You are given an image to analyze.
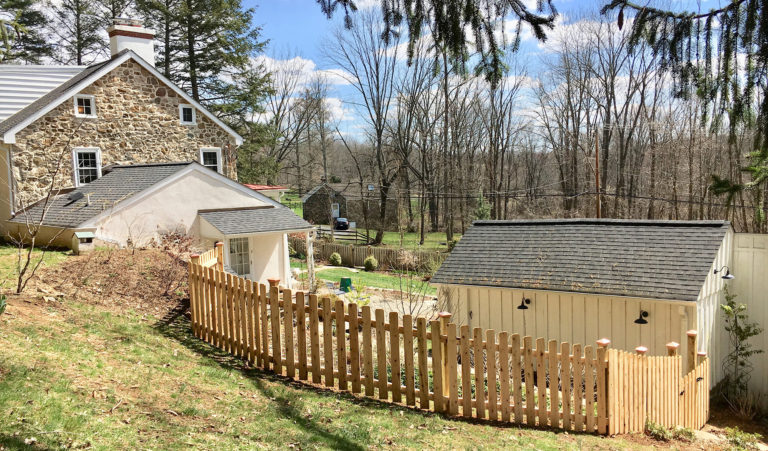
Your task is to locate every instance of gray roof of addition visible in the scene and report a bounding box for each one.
[431,219,730,302]
[10,162,191,228]
[199,206,312,235]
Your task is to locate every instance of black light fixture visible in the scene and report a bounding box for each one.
[634,310,649,325]
[714,266,735,280]
[517,298,531,310]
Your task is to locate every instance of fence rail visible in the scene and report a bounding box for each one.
[188,259,710,435]
[289,236,446,272]
[315,227,371,244]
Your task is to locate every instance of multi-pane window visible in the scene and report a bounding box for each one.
[229,238,250,276]
[74,95,96,117]
[179,104,196,124]
[73,148,101,186]
[200,148,221,173]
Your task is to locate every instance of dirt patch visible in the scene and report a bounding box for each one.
[19,247,189,318]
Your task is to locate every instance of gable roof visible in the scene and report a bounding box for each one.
[431,219,730,302]
[11,161,283,229]
[199,206,311,236]
[0,65,86,121]
[10,162,191,228]
[0,50,242,145]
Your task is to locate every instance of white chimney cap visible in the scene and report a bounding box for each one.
[107,19,155,66]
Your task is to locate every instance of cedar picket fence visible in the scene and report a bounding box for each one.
[188,245,710,435]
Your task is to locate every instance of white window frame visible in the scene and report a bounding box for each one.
[227,237,251,277]
[199,147,222,174]
[179,104,196,125]
[72,147,102,187]
[73,94,97,118]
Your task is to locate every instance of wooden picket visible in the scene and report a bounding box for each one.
[188,259,711,436]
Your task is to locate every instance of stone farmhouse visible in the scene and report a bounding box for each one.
[0,19,310,286]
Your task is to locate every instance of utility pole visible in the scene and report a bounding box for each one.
[595,132,601,219]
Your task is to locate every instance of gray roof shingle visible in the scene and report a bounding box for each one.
[430,219,730,302]
[10,162,190,228]
[199,207,312,235]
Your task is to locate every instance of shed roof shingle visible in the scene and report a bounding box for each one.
[430,219,730,302]
[10,162,191,228]
[199,207,312,235]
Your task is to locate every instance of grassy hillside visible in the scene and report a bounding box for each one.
[0,247,705,449]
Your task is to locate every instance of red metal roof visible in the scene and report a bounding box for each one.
[244,184,288,191]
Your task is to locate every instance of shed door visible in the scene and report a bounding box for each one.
[331,203,340,218]
[229,237,250,277]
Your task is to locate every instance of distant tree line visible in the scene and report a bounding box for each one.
[272,7,767,246]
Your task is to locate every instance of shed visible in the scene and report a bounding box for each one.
[431,219,733,378]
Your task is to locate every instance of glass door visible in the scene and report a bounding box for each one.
[228,237,250,277]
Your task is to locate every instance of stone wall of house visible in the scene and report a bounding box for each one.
[10,59,238,209]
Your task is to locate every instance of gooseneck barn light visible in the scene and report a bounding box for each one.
[517,298,531,310]
[634,310,649,325]
[713,266,735,280]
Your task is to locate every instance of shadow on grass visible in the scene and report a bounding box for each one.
[154,301,366,450]
[0,435,55,450]
[154,300,599,447]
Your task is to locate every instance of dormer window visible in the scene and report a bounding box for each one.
[74,95,96,118]
[179,104,196,125]
[72,147,102,186]
[199,148,222,174]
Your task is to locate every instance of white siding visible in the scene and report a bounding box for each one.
[439,284,698,361]
[0,65,85,122]
[729,233,768,403]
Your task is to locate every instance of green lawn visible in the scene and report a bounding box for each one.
[0,244,70,287]
[0,296,640,450]
[378,231,460,251]
[316,267,436,296]
[281,192,303,217]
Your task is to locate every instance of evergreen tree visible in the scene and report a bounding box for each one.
[602,0,768,224]
[172,0,266,103]
[46,0,106,65]
[0,0,52,63]
[316,0,557,86]
[137,0,182,78]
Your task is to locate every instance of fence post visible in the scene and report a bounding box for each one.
[189,254,200,337]
[666,341,680,356]
[686,330,697,373]
[216,241,224,272]
[438,312,452,402]
[597,338,610,435]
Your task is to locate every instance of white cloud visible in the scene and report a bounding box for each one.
[253,55,353,87]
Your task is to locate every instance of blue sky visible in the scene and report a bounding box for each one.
[247,0,723,136]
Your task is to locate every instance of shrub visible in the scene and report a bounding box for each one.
[645,420,672,441]
[363,255,378,272]
[328,252,342,266]
[0,294,6,316]
[447,238,459,251]
[725,427,762,450]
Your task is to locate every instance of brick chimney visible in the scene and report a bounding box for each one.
[107,18,155,66]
